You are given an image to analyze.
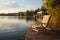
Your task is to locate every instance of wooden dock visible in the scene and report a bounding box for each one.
[25,27,60,40]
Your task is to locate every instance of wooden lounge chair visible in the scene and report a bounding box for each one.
[32,15,51,32]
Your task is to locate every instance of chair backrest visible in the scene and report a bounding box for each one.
[41,15,51,27]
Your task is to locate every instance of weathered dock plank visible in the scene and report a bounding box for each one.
[25,28,60,40]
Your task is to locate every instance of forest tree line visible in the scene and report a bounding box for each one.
[0,8,40,17]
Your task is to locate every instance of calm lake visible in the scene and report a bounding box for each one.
[0,16,35,40]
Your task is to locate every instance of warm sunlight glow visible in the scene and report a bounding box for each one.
[0,0,42,13]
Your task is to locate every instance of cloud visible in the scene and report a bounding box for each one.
[0,1,20,13]
[0,0,42,13]
[0,1,19,9]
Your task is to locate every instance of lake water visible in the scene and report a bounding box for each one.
[0,16,35,40]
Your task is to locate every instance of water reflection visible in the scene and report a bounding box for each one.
[0,16,35,40]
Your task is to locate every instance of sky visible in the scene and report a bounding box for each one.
[0,0,42,13]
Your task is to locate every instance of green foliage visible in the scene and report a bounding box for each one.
[15,8,40,17]
[43,0,60,29]
[26,10,33,17]
[16,12,24,16]
[51,0,60,8]
[26,8,40,17]
[34,8,40,15]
